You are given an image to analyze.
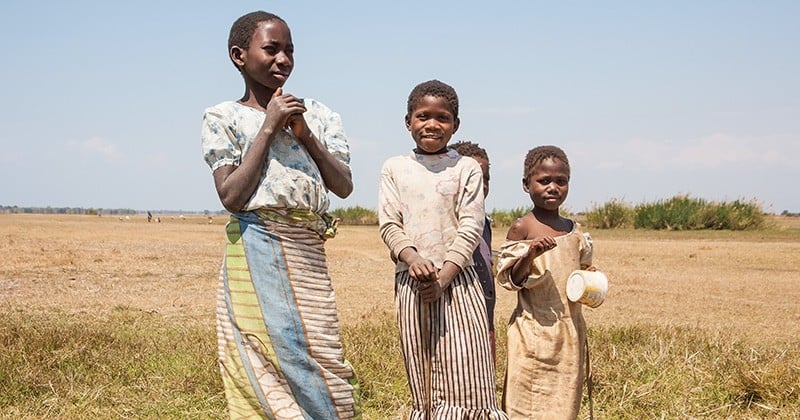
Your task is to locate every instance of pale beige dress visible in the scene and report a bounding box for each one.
[496,222,593,419]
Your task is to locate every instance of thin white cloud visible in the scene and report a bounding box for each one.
[73,137,125,161]
[677,133,772,168]
[579,133,799,171]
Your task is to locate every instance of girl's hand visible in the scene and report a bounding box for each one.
[419,278,446,303]
[418,261,458,302]
[510,236,556,286]
[286,113,312,144]
[407,255,439,283]
[527,236,557,259]
[261,88,306,135]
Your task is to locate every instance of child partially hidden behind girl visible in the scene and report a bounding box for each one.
[379,80,507,419]
[495,145,596,419]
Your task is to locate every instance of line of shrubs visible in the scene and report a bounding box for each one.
[331,195,767,231]
[584,195,766,230]
[329,205,380,225]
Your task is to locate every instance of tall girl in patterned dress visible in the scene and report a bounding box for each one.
[201,11,359,419]
[378,80,507,419]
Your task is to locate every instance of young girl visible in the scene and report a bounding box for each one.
[378,80,507,419]
[201,11,359,419]
[495,145,595,419]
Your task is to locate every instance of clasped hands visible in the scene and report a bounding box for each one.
[262,87,316,145]
[407,255,453,303]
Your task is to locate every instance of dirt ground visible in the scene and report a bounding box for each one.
[2,214,799,345]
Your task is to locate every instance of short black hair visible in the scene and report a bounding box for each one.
[450,140,489,162]
[228,11,286,70]
[523,145,570,181]
[406,79,459,119]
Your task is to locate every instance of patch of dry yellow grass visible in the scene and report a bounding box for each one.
[2,214,799,345]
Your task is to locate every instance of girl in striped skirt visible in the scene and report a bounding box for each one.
[378,80,507,419]
[201,11,359,418]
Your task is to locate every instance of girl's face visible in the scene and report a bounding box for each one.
[234,20,294,91]
[523,157,570,211]
[405,95,459,154]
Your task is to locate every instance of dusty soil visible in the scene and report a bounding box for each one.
[2,214,799,344]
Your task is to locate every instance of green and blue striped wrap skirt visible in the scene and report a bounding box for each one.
[216,210,360,419]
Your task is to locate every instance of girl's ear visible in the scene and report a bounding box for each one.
[522,178,530,193]
[404,114,411,130]
[453,117,460,133]
[230,45,245,68]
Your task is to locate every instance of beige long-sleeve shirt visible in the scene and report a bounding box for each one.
[378,149,485,272]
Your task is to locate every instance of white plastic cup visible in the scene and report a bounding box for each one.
[566,270,609,308]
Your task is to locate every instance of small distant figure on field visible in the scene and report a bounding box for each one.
[450,140,497,363]
[200,10,358,418]
[378,80,506,418]
[147,211,152,222]
[495,145,597,418]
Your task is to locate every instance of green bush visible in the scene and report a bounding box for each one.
[331,197,766,231]
[585,199,634,229]
[634,195,708,230]
[489,207,530,228]
[695,199,766,230]
[633,195,765,231]
[331,206,378,225]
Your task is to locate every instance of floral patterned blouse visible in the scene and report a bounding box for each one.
[201,99,350,214]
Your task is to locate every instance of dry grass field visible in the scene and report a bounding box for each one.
[335,217,800,345]
[4,214,797,342]
[2,213,799,417]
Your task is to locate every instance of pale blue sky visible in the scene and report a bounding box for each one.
[1,1,798,213]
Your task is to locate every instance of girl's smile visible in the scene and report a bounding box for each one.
[406,95,460,154]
